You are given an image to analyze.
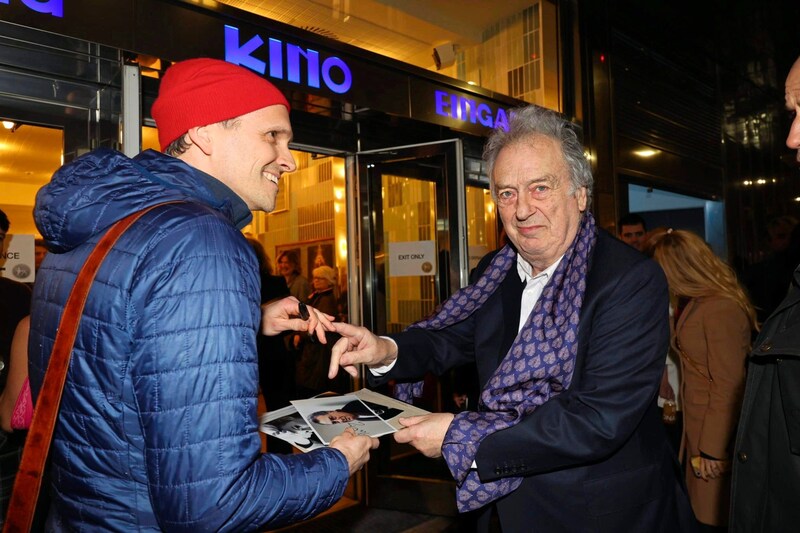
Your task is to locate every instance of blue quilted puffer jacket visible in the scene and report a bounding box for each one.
[28,149,349,532]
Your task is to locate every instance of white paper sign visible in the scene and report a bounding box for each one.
[388,240,437,277]
[0,234,35,283]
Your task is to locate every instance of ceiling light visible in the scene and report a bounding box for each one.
[2,120,17,130]
[633,149,659,158]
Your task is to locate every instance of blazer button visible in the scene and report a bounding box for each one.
[760,342,772,352]
[738,451,748,463]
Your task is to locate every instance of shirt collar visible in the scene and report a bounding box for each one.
[516,253,563,284]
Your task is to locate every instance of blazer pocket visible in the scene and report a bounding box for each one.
[583,463,659,517]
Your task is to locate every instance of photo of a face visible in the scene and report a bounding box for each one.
[292,394,395,444]
[259,407,325,451]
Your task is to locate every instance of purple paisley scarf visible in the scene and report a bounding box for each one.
[396,212,596,511]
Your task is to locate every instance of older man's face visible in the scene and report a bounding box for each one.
[493,136,587,273]
[786,57,800,162]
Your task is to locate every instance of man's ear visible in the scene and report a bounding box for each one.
[186,125,213,156]
[576,186,588,211]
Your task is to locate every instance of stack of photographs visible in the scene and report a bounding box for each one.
[259,388,429,451]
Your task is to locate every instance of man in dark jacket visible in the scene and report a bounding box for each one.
[729,54,800,533]
[28,58,377,531]
[328,105,694,532]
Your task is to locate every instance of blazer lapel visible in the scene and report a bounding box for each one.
[498,267,524,366]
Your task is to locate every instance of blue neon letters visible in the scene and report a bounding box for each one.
[434,90,510,131]
[0,0,63,17]
[225,25,352,94]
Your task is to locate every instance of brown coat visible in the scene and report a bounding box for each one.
[673,295,750,526]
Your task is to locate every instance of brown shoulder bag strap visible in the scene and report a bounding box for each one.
[4,201,183,533]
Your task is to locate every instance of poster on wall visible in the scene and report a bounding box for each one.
[306,241,335,276]
[388,240,437,277]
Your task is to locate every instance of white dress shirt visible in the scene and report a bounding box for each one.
[516,254,563,332]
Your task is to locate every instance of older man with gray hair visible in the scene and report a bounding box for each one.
[330,105,694,532]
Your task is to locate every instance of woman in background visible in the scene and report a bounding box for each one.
[277,250,311,303]
[650,229,757,531]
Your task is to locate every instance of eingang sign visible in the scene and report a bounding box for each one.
[0,0,62,17]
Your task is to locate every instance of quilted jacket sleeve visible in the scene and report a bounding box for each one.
[130,206,349,531]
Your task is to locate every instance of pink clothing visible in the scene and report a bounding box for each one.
[11,377,33,430]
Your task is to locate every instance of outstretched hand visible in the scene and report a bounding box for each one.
[261,297,335,343]
[328,322,398,379]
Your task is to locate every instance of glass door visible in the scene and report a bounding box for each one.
[357,139,464,516]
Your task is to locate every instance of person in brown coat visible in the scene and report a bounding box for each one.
[651,229,757,530]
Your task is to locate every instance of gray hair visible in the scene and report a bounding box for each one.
[483,105,593,208]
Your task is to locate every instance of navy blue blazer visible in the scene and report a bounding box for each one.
[380,230,695,532]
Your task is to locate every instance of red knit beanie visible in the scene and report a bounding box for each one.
[151,58,290,151]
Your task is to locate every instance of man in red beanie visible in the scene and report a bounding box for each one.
[28,58,377,531]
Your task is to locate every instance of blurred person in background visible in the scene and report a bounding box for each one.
[618,212,648,252]
[651,229,756,531]
[277,249,311,302]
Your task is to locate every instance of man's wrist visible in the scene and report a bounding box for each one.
[369,337,399,374]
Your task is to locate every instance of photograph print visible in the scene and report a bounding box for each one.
[259,405,325,452]
[292,394,396,445]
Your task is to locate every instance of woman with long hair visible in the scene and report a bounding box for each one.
[650,229,757,531]
[276,250,311,303]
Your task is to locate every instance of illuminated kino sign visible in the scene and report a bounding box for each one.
[225,25,352,95]
[0,0,62,17]
[434,90,510,131]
